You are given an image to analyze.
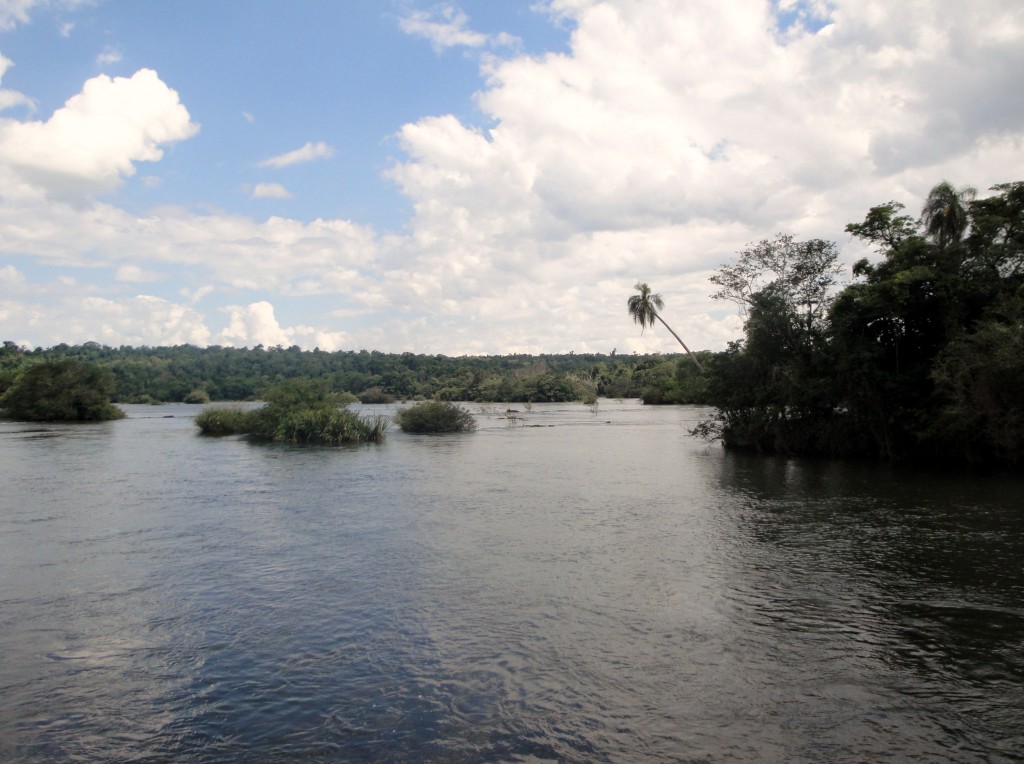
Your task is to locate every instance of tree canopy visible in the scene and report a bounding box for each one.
[0,360,125,422]
[697,180,1024,469]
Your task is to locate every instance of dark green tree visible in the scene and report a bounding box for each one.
[697,235,843,452]
[921,180,976,249]
[0,360,125,421]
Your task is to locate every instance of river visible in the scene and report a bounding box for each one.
[1,400,1022,762]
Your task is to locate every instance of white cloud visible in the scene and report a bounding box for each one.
[115,264,159,282]
[399,3,521,53]
[258,141,334,169]
[0,68,199,198]
[0,263,25,286]
[0,54,35,112]
[0,0,37,30]
[96,45,122,66]
[219,300,350,350]
[0,289,213,347]
[251,182,292,199]
[0,0,93,31]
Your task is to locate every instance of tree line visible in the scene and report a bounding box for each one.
[0,340,705,410]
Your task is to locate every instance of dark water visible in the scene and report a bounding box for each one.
[1,401,1022,763]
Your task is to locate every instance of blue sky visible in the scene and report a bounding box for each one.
[1,0,1022,354]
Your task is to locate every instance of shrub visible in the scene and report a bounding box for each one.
[0,360,125,421]
[184,388,211,404]
[394,400,477,433]
[195,379,387,444]
[195,406,251,435]
[359,386,394,404]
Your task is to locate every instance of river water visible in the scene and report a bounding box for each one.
[1,400,1022,763]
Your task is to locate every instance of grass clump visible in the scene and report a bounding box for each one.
[195,379,387,444]
[195,406,250,435]
[394,400,477,433]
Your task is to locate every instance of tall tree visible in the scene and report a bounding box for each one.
[709,234,842,349]
[627,282,704,371]
[921,180,976,248]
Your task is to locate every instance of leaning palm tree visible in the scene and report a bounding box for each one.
[627,282,704,372]
[921,180,976,248]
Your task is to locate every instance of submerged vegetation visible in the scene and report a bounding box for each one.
[393,400,477,433]
[195,379,387,445]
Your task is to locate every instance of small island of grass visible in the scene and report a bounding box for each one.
[195,379,386,445]
[393,400,477,433]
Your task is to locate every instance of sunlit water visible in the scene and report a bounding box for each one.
[1,400,1022,763]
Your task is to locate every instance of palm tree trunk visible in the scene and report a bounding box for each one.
[655,313,704,372]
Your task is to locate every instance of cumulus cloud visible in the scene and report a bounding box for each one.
[376,0,1024,353]
[258,141,334,168]
[220,300,350,350]
[399,4,520,53]
[0,68,199,198]
[0,289,213,348]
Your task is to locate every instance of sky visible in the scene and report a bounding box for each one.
[1,0,1022,355]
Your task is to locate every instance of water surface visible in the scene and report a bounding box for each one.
[1,401,1022,762]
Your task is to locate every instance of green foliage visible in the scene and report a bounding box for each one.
[194,406,250,435]
[0,360,125,422]
[195,379,387,444]
[698,180,1024,468]
[700,234,843,453]
[184,388,211,404]
[394,400,477,433]
[3,342,690,404]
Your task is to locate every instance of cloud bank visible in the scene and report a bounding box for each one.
[1,0,1022,354]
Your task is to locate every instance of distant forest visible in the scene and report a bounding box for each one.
[0,340,710,407]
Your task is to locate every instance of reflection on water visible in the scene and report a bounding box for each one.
[1,401,1022,762]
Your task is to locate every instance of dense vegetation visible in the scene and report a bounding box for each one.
[195,379,387,445]
[0,340,703,406]
[393,401,478,433]
[696,180,1024,469]
[0,360,125,421]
